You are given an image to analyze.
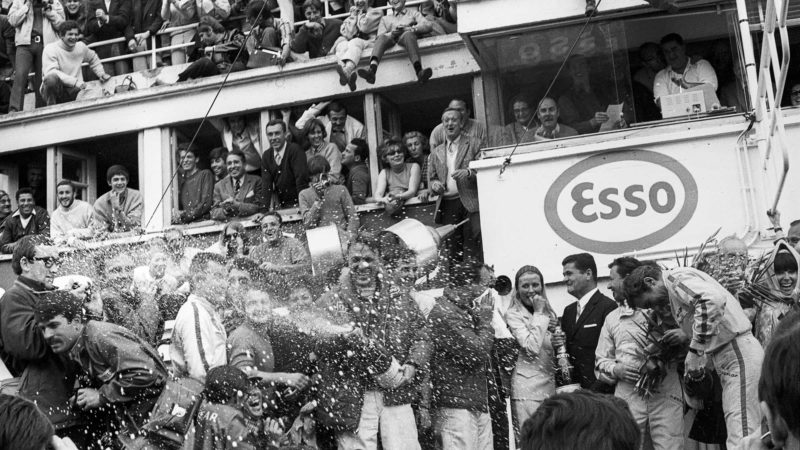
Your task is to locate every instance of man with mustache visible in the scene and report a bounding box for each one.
[50,180,94,247]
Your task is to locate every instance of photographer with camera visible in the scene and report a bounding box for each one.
[7,0,63,112]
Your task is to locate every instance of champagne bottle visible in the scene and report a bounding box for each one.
[553,323,576,390]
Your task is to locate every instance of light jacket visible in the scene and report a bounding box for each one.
[170,294,227,383]
[504,298,555,401]
[754,241,800,347]
[8,0,64,46]
[340,7,382,41]
[428,133,482,213]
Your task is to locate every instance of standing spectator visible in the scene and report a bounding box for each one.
[245,1,292,66]
[249,211,310,275]
[85,0,131,76]
[504,265,559,442]
[333,0,381,91]
[298,155,359,243]
[92,164,143,234]
[429,99,486,150]
[653,33,718,104]
[222,115,261,173]
[560,253,617,391]
[0,187,49,253]
[170,252,229,383]
[404,131,429,191]
[624,264,763,448]
[177,15,246,81]
[50,179,94,246]
[125,0,163,71]
[295,101,366,153]
[633,42,665,98]
[303,118,344,184]
[196,0,230,21]
[342,137,371,205]
[357,0,432,85]
[595,257,684,450]
[40,20,110,106]
[175,144,215,223]
[428,107,483,266]
[429,265,495,449]
[160,0,197,66]
[62,0,88,30]
[290,0,342,60]
[373,138,420,217]
[534,97,578,139]
[35,290,169,441]
[7,0,64,112]
[209,146,229,182]
[210,149,264,220]
[261,119,309,209]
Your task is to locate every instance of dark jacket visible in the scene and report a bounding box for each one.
[85,0,131,40]
[70,320,168,426]
[261,143,309,209]
[188,29,248,67]
[314,271,431,431]
[429,287,494,412]
[124,0,163,42]
[187,401,256,450]
[561,289,617,390]
[290,17,342,58]
[0,207,50,254]
[0,277,79,427]
[210,173,265,220]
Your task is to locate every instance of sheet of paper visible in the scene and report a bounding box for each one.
[600,103,623,132]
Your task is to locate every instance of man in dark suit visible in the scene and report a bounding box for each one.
[85,0,131,75]
[261,119,309,209]
[210,150,264,220]
[560,252,617,391]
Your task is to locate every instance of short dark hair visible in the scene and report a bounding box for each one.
[307,155,331,176]
[327,101,347,115]
[12,235,52,275]
[349,138,369,161]
[608,256,642,279]
[106,164,129,183]
[562,253,598,281]
[197,15,225,34]
[623,264,664,305]
[56,179,76,192]
[209,146,229,161]
[260,210,282,225]
[305,118,328,139]
[774,250,798,274]
[660,32,684,47]
[227,150,246,164]
[301,0,322,13]
[36,290,84,323]
[639,41,660,56]
[265,119,287,133]
[520,390,640,450]
[15,187,34,202]
[176,143,198,162]
[759,310,800,438]
[509,93,533,110]
[59,19,81,36]
[0,394,54,450]
[189,252,229,280]
[246,0,273,23]
[204,366,249,404]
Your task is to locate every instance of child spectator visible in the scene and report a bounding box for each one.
[333,0,381,91]
[178,15,246,81]
[341,138,371,205]
[304,118,344,184]
[298,155,359,243]
[290,0,342,61]
[160,0,198,66]
[175,144,215,223]
[373,138,420,217]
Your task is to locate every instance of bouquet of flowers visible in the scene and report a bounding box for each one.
[627,311,684,399]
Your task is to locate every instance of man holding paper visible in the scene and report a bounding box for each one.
[558,55,626,134]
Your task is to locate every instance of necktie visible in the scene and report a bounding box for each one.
[234,179,241,195]
[575,302,582,323]
[274,151,282,166]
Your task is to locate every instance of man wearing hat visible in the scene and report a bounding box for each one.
[92,165,143,234]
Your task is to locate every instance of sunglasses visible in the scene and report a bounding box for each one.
[386,150,404,156]
[29,257,61,268]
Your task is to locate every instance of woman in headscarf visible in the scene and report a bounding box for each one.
[504,265,561,443]
[754,240,799,347]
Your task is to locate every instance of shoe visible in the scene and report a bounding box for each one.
[585,0,596,16]
[416,67,432,84]
[336,64,348,86]
[358,67,376,84]
[347,71,357,92]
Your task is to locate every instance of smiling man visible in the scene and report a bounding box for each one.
[261,119,309,209]
[92,165,143,234]
[535,97,578,140]
[249,211,310,276]
[0,187,50,254]
[50,179,94,246]
[653,33,718,104]
[175,145,215,224]
[210,150,264,221]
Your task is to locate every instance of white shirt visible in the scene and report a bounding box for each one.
[274,142,287,165]
[444,135,460,198]
[576,287,599,319]
[170,294,227,383]
[50,199,94,244]
[653,58,718,100]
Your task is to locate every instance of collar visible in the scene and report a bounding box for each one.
[58,200,82,213]
[445,134,461,150]
[274,142,287,155]
[189,293,219,315]
[618,303,636,318]
[394,6,407,15]
[578,287,598,310]
[16,275,50,292]
[231,174,245,184]
[69,325,89,363]
[12,208,36,218]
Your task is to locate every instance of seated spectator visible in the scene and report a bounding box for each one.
[92,165,143,234]
[250,211,310,275]
[0,190,12,228]
[429,98,486,149]
[404,130,429,191]
[209,146,229,182]
[245,0,292,66]
[296,100,366,153]
[0,188,49,253]
[342,137,371,205]
[357,0,433,85]
[35,290,169,440]
[333,0,382,91]
[160,0,198,66]
[210,150,265,221]
[125,0,163,72]
[304,118,344,184]
[495,94,537,146]
[790,82,800,107]
[206,221,250,258]
[40,20,111,107]
[653,33,718,104]
[558,55,625,134]
[418,0,456,35]
[50,179,94,247]
[534,97,578,139]
[520,390,640,450]
[175,144,215,223]
[85,0,131,76]
[373,138,420,217]
[290,0,343,61]
[299,155,359,242]
[223,114,262,173]
[261,119,309,209]
[177,16,247,82]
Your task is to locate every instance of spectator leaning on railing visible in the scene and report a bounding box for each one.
[177,15,247,81]
[290,0,343,61]
[125,0,164,71]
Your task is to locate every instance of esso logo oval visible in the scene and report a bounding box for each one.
[544,150,698,254]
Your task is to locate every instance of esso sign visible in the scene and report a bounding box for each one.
[544,150,698,254]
